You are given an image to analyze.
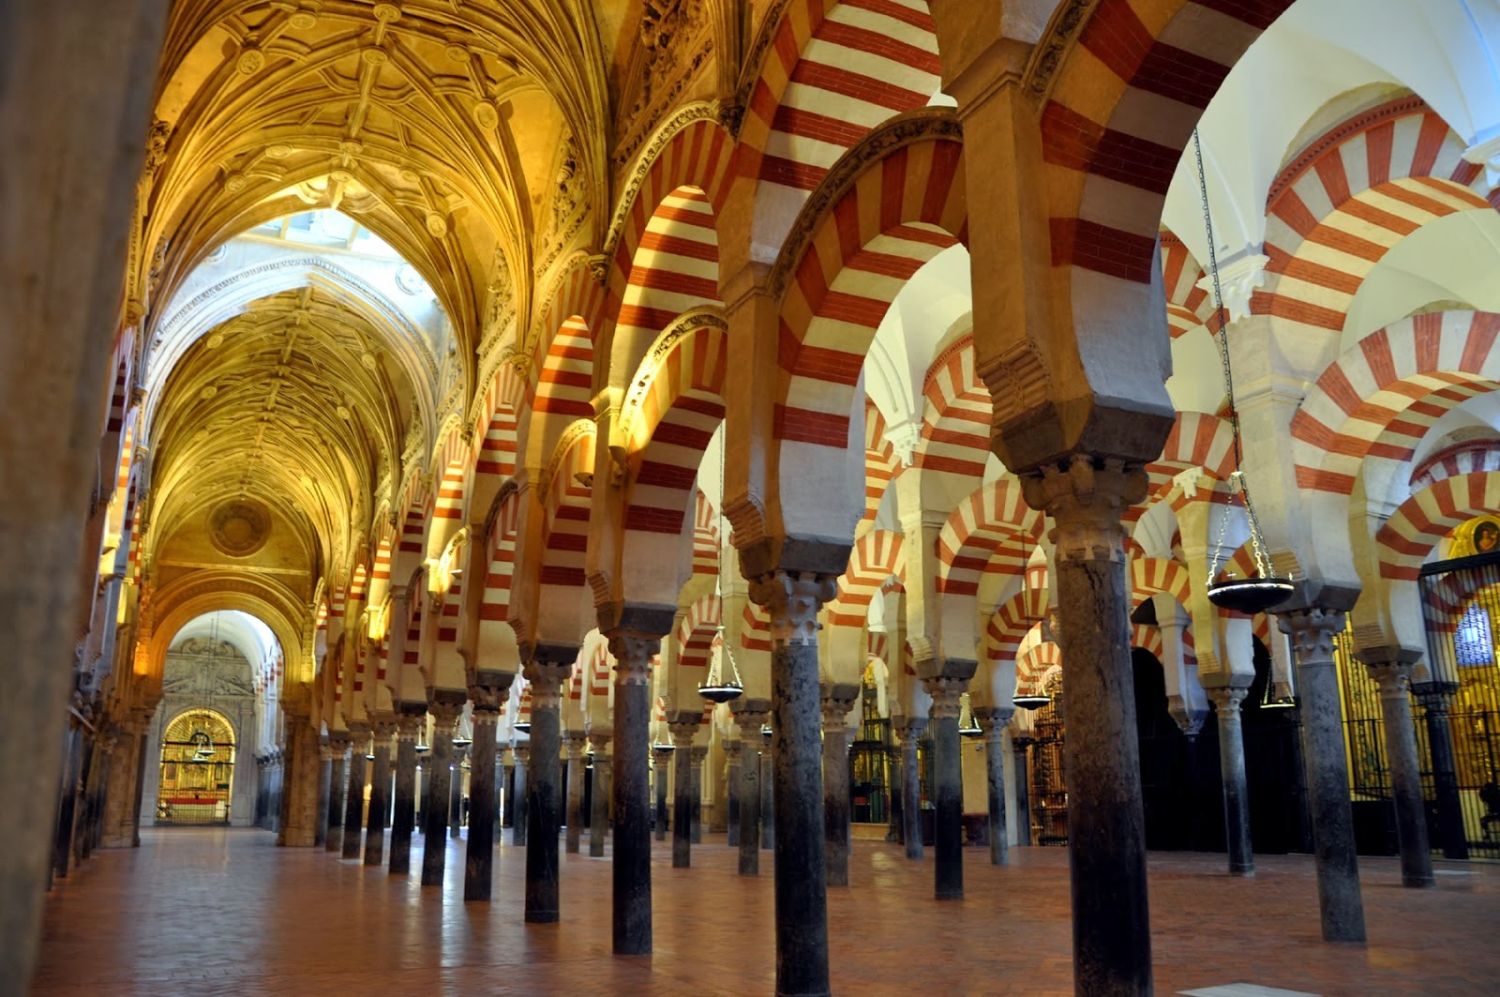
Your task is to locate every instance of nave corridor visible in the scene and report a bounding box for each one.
[34,830,1500,995]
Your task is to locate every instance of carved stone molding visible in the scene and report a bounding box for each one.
[1278,606,1346,662]
[1022,0,1097,103]
[1020,455,1147,564]
[603,101,722,261]
[749,570,836,646]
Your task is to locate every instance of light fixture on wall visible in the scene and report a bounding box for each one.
[699,430,743,704]
[1192,129,1295,615]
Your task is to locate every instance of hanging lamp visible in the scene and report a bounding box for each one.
[1192,129,1295,615]
[699,430,744,704]
[1011,529,1052,711]
[959,699,984,739]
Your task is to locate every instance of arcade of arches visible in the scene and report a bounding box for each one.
[9,0,1500,994]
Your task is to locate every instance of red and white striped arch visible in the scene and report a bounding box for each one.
[612,187,722,374]
[915,335,990,481]
[1017,638,1061,692]
[540,432,597,592]
[428,429,469,558]
[1377,471,1500,580]
[737,0,942,250]
[984,582,1047,666]
[1131,623,1164,662]
[860,401,901,534]
[691,490,720,577]
[1129,556,1192,610]
[480,491,522,629]
[937,477,1042,597]
[472,362,526,515]
[740,601,772,655]
[391,480,429,587]
[1254,98,1495,337]
[534,317,595,422]
[1159,231,1214,340]
[1291,312,1500,494]
[366,532,395,615]
[828,529,905,627]
[1143,410,1236,501]
[1411,439,1500,491]
[676,594,723,670]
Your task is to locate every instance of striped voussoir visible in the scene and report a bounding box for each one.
[589,642,612,702]
[984,583,1048,668]
[402,590,424,670]
[391,483,429,582]
[479,490,521,627]
[622,320,728,537]
[775,136,965,450]
[828,528,905,628]
[677,594,723,670]
[473,362,525,488]
[433,565,465,679]
[539,433,595,590]
[1044,0,1292,285]
[1410,438,1500,492]
[1017,638,1062,692]
[368,535,394,606]
[691,491,720,576]
[1129,556,1192,610]
[937,478,1042,598]
[517,684,532,726]
[741,601,772,654]
[737,0,940,249]
[916,336,991,481]
[1377,470,1500,580]
[535,317,595,420]
[1132,622,1164,662]
[1291,312,1500,494]
[1255,97,1494,337]
[1159,231,1213,340]
[859,402,901,535]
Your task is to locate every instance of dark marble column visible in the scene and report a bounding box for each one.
[314,744,332,848]
[341,730,368,859]
[653,745,672,842]
[733,707,768,875]
[690,745,707,844]
[1364,657,1433,888]
[363,721,395,866]
[512,749,529,845]
[760,735,775,851]
[976,708,1012,865]
[589,732,612,858]
[1279,607,1366,943]
[1021,458,1153,993]
[1205,685,1255,876]
[388,713,423,875]
[130,712,151,846]
[326,737,348,854]
[925,676,967,900]
[752,570,835,997]
[448,747,465,839]
[523,653,570,923]
[608,632,661,956]
[53,720,83,879]
[821,685,858,887]
[564,733,586,854]
[670,720,696,868]
[465,681,509,902]
[501,754,515,829]
[886,745,903,845]
[897,719,925,859]
[725,739,743,848]
[1414,682,1467,859]
[1012,736,1033,846]
[421,700,463,887]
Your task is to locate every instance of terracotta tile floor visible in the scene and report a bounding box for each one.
[34,829,1500,995]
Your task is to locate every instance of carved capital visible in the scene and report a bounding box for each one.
[975,707,1014,740]
[750,569,836,646]
[588,730,613,755]
[1207,686,1249,715]
[820,682,859,728]
[328,734,352,756]
[894,718,928,743]
[469,676,512,714]
[1364,659,1415,699]
[723,739,743,762]
[669,719,699,748]
[524,655,572,708]
[564,732,587,758]
[1278,606,1346,662]
[732,708,769,740]
[429,701,463,735]
[395,714,424,741]
[607,632,660,685]
[690,745,708,763]
[371,718,398,745]
[924,675,967,719]
[1021,455,1146,564]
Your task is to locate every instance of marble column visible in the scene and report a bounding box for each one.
[492,749,505,841]
[1020,457,1153,993]
[751,570,835,997]
[363,721,394,866]
[1206,685,1255,877]
[689,745,707,844]
[1279,607,1366,942]
[896,719,926,859]
[388,713,423,875]
[608,631,660,956]
[314,742,332,848]
[52,719,84,879]
[589,732,612,858]
[760,736,775,851]
[341,729,368,859]
[925,677,966,900]
[1364,657,1434,888]
[1012,736,1033,847]
[886,744,903,845]
[670,720,696,868]
[733,709,768,874]
[564,733,587,854]
[512,748,529,846]
[1413,681,1467,859]
[725,739,743,848]
[326,737,348,854]
[130,713,151,846]
[976,708,1013,866]
[421,700,463,886]
[523,654,569,923]
[653,745,673,842]
[465,683,508,902]
[501,753,515,828]
[821,685,858,886]
[448,749,465,838]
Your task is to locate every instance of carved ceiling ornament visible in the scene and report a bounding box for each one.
[209,498,273,558]
[614,2,716,172]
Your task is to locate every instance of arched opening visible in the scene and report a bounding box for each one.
[156,708,237,825]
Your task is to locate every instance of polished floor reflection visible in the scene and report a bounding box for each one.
[35,829,1500,994]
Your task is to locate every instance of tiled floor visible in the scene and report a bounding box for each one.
[34,829,1500,995]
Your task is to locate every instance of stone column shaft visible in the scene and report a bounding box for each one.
[979,710,1013,866]
[725,741,743,848]
[314,751,332,848]
[926,679,965,901]
[760,745,775,850]
[389,715,421,875]
[590,735,612,858]
[610,634,658,956]
[363,724,394,866]
[523,658,568,923]
[1415,683,1467,859]
[1012,738,1033,847]
[564,734,586,854]
[465,695,505,902]
[1366,660,1433,888]
[341,736,367,859]
[325,746,347,854]
[734,710,768,875]
[653,748,672,843]
[1209,686,1255,877]
[898,722,925,860]
[821,690,856,887]
[512,752,529,846]
[670,723,695,869]
[690,745,706,844]
[1022,457,1152,994]
[421,702,462,887]
[448,755,464,838]
[1281,608,1366,943]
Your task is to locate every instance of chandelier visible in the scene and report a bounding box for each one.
[699,430,743,705]
[1192,129,1294,615]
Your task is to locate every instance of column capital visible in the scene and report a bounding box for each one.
[523,656,572,706]
[732,705,770,740]
[1019,455,1147,564]
[1207,686,1250,714]
[975,707,1014,741]
[723,739,743,762]
[1411,680,1459,710]
[894,717,928,743]
[1363,659,1416,699]
[820,681,860,728]
[606,631,659,684]
[469,675,513,714]
[668,719,699,749]
[690,745,709,763]
[749,569,837,645]
[327,733,352,755]
[588,730,613,755]
[429,701,463,734]
[923,675,967,719]
[564,732,587,758]
[1277,606,1346,660]
[371,717,398,742]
